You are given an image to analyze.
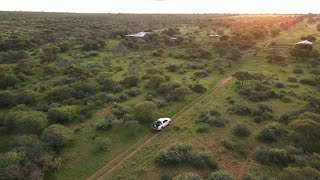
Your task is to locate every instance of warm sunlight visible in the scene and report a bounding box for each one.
[1,0,320,14]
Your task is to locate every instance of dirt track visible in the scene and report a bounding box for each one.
[87,76,233,180]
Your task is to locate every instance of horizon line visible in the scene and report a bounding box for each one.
[0,10,318,15]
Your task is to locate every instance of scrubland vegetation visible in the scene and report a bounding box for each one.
[0,11,319,179]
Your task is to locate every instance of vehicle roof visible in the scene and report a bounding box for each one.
[156,118,170,122]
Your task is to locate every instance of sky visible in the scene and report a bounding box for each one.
[1,0,319,14]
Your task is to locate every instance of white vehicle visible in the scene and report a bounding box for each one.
[152,118,171,131]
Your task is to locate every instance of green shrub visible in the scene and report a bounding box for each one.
[230,103,251,116]
[192,84,207,93]
[155,144,217,170]
[0,150,22,179]
[4,110,48,134]
[288,77,298,83]
[280,167,320,180]
[96,116,113,130]
[41,124,73,147]
[134,101,157,123]
[253,146,291,166]
[155,143,192,166]
[47,106,78,123]
[257,128,277,143]
[257,123,282,143]
[232,123,251,137]
[188,152,218,169]
[93,137,111,151]
[0,74,21,90]
[173,172,202,180]
[124,87,142,97]
[300,78,318,86]
[209,171,235,180]
[289,118,320,152]
[212,117,229,127]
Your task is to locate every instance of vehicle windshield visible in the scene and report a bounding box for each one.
[153,121,162,127]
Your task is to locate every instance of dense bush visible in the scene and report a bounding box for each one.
[92,137,111,151]
[134,101,157,123]
[158,82,191,101]
[5,110,48,134]
[232,123,251,137]
[0,50,29,63]
[239,87,280,102]
[288,77,298,83]
[257,123,283,143]
[155,143,192,166]
[121,75,140,88]
[191,84,207,93]
[280,167,320,180]
[209,171,235,180]
[289,118,320,152]
[300,78,318,86]
[96,116,113,130]
[253,146,292,165]
[155,144,217,170]
[40,45,60,62]
[41,124,73,147]
[0,74,21,90]
[47,106,78,123]
[0,150,22,179]
[124,87,142,97]
[229,103,251,115]
[197,109,228,127]
[188,152,218,169]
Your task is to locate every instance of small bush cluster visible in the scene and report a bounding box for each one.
[197,109,229,127]
[155,143,218,170]
[239,86,280,102]
[191,84,207,93]
[253,146,292,166]
[92,137,111,151]
[280,167,320,180]
[229,103,251,116]
[257,123,283,143]
[287,77,298,83]
[300,78,318,86]
[252,103,274,123]
[96,116,114,130]
[232,123,251,137]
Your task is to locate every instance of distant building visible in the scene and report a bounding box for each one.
[125,32,152,38]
